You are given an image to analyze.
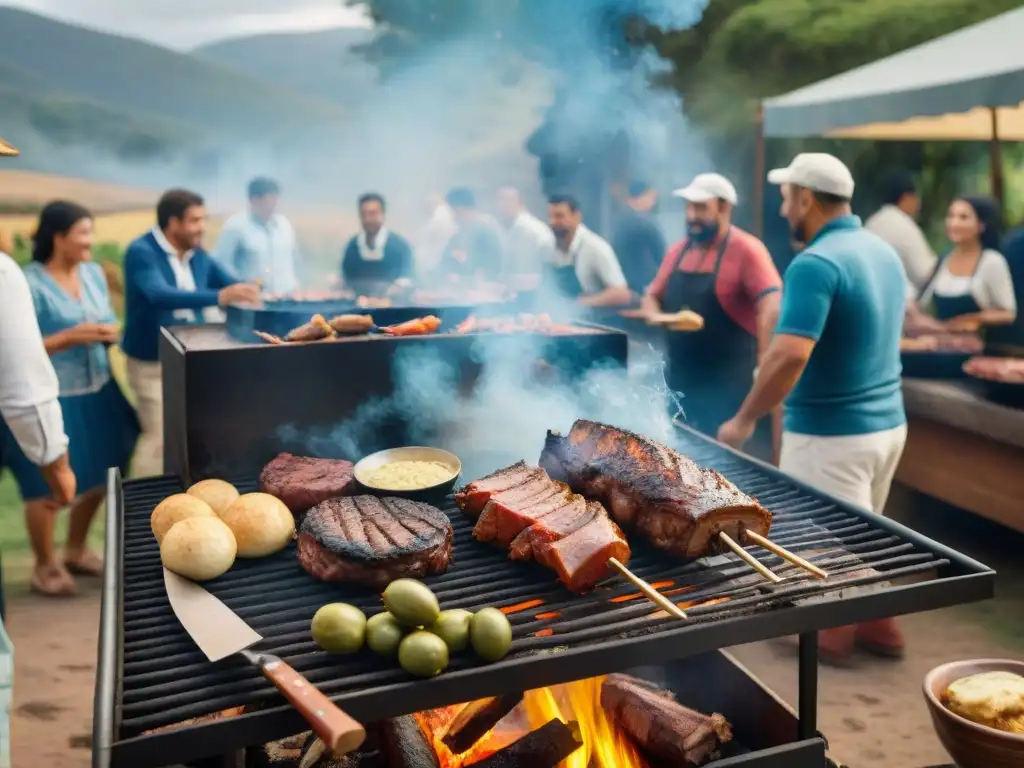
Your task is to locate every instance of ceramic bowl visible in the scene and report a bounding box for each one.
[923,659,1024,768]
[353,446,461,501]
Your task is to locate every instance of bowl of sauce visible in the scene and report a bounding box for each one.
[354,447,461,500]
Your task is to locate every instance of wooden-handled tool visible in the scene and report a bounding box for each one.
[164,570,366,755]
[242,650,365,755]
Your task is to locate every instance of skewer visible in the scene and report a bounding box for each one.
[607,557,689,620]
[717,532,783,584]
[742,530,829,580]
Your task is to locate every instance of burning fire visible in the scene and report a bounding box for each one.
[523,677,647,768]
[419,675,648,768]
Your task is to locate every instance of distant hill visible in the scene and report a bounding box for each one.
[0,7,352,180]
[196,28,378,106]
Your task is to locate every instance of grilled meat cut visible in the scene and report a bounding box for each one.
[455,461,547,518]
[540,420,771,558]
[259,453,356,514]
[456,463,630,591]
[297,496,453,587]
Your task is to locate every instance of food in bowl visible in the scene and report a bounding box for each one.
[362,460,457,491]
[944,671,1024,734]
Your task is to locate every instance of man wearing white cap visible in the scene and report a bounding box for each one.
[642,172,781,453]
[718,153,908,663]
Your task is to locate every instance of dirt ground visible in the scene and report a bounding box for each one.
[7,486,1023,768]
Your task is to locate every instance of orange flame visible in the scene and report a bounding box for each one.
[522,676,648,768]
[418,675,649,767]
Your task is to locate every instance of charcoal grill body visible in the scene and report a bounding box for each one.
[95,423,994,768]
[225,299,513,344]
[160,323,628,483]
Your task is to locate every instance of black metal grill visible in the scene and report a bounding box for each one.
[96,425,994,768]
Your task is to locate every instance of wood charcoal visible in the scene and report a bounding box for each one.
[600,674,732,766]
[466,719,582,768]
[380,715,439,768]
[441,693,524,755]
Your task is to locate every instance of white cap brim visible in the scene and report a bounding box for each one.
[766,168,792,185]
[672,186,715,203]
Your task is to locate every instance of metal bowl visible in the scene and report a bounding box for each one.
[353,446,462,500]
[923,659,1024,768]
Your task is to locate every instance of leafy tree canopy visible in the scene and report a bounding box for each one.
[352,0,1020,131]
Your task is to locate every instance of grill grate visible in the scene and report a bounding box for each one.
[108,427,992,765]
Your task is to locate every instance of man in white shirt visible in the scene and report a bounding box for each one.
[416,193,458,276]
[0,253,75,508]
[865,171,937,292]
[495,186,554,279]
[545,193,632,307]
[214,177,300,294]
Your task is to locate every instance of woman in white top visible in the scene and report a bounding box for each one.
[916,196,1016,332]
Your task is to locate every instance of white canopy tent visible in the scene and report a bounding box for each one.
[752,7,1024,231]
[762,7,1024,141]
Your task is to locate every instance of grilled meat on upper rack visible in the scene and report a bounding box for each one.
[456,463,630,591]
[539,420,771,558]
[297,496,453,587]
[259,453,356,514]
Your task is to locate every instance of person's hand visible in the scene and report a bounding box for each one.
[39,452,76,508]
[218,282,261,307]
[944,315,981,333]
[718,414,756,449]
[72,323,120,344]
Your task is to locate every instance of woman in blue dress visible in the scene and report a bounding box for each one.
[1,201,139,596]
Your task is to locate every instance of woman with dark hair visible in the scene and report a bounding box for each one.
[916,195,1016,332]
[0,201,139,596]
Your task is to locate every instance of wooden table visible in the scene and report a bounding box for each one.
[898,378,1024,534]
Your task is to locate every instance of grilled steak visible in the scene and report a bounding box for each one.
[455,461,546,518]
[533,502,629,592]
[297,496,453,587]
[259,453,355,514]
[458,462,631,591]
[540,420,772,558]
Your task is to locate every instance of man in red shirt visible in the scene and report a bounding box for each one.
[642,173,781,455]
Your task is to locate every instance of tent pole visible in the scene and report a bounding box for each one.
[990,106,1005,215]
[754,102,765,238]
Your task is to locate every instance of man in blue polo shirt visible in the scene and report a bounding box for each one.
[718,153,908,664]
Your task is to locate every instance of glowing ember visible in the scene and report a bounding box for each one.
[419,676,649,767]
[500,599,545,615]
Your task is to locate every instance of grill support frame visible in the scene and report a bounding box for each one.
[93,423,996,768]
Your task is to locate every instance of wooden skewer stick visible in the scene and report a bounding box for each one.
[718,532,783,584]
[607,557,689,620]
[743,530,829,580]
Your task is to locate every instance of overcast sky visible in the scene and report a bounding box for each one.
[2,0,371,49]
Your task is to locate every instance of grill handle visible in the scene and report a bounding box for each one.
[251,652,366,756]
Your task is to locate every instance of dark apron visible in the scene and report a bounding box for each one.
[662,230,769,454]
[545,262,584,300]
[922,257,983,321]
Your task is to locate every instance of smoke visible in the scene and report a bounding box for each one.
[275,322,689,477]
[13,0,712,244]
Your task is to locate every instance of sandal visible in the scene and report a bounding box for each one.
[30,563,77,597]
[64,551,104,577]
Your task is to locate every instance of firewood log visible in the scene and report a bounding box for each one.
[600,674,732,766]
[441,693,524,755]
[466,719,582,768]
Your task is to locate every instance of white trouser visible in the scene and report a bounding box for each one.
[126,357,163,478]
[779,425,908,515]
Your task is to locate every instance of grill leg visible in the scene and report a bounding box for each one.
[797,632,819,740]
